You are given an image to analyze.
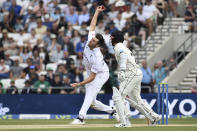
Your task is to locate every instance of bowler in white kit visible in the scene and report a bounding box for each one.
[111,31,161,127]
[70,6,118,125]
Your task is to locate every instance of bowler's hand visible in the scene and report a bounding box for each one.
[70,83,80,88]
[96,5,105,12]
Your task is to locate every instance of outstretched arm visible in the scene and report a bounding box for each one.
[70,72,96,87]
[89,6,105,31]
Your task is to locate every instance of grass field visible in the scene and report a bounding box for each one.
[0,118,197,131]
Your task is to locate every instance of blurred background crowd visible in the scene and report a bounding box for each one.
[0,0,196,94]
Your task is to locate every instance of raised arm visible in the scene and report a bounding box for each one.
[89,6,105,32]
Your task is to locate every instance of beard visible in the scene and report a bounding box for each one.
[111,39,116,46]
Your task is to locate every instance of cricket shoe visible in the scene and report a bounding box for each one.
[151,115,162,125]
[111,110,120,122]
[126,117,131,127]
[114,123,131,128]
[71,117,85,125]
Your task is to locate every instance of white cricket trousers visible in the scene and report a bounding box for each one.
[120,69,158,121]
[79,72,113,118]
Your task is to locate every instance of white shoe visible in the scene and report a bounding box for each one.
[151,115,161,125]
[114,123,131,128]
[112,112,120,122]
[71,118,85,125]
[126,117,131,126]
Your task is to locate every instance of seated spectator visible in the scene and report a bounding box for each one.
[184,5,196,32]
[63,36,75,55]
[70,68,84,83]
[68,60,76,76]
[143,0,162,19]
[154,61,167,85]
[27,65,38,85]
[19,47,32,63]
[95,20,105,34]
[126,14,146,47]
[43,14,53,30]
[32,50,43,71]
[0,29,17,57]
[26,15,37,33]
[22,6,34,26]
[61,75,76,94]
[141,60,154,93]
[71,30,81,48]
[33,72,50,94]
[21,80,31,94]
[24,58,33,74]
[76,35,86,53]
[89,0,98,17]
[2,0,12,11]
[45,67,54,84]
[0,59,10,79]
[154,0,166,24]
[57,27,65,47]
[56,16,68,33]
[65,22,73,37]
[75,52,84,71]
[10,58,23,79]
[108,4,119,20]
[0,82,6,94]
[16,29,28,47]
[65,6,78,25]
[131,0,141,14]
[33,0,47,17]
[7,80,17,94]
[53,44,63,63]
[167,0,178,17]
[50,7,62,22]
[20,70,27,79]
[78,6,90,25]
[43,28,52,49]
[108,21,118,34]
[79,22,88,36]
[8,0,22,19]
[51,73,64,93]
[61,50,74,70]
[137,6,153,36]
[35,18,47,36]
[122,4,134,20]
[14,17,24,32]
[114,12,126,31]
[4,53,13,67]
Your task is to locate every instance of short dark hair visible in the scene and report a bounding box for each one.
[111,31,124,44]
[95,33,105,47]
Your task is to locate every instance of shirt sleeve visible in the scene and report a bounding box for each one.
[86,31,96,47]
[114,45,127,70]
[91,48,105,73]
[119,48,127,71]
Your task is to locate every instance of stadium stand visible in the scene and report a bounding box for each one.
[0,0,196,94]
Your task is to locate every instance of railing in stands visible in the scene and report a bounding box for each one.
[166,33,197,74]
[134,17,172,64]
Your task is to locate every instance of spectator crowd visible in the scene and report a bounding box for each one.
[0,0,196,94]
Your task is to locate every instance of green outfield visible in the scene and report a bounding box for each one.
[0,118,197,131]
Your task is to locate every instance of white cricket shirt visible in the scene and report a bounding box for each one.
[83,31,109,75]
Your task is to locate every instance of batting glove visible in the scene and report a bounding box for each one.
[118,71,126,82]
